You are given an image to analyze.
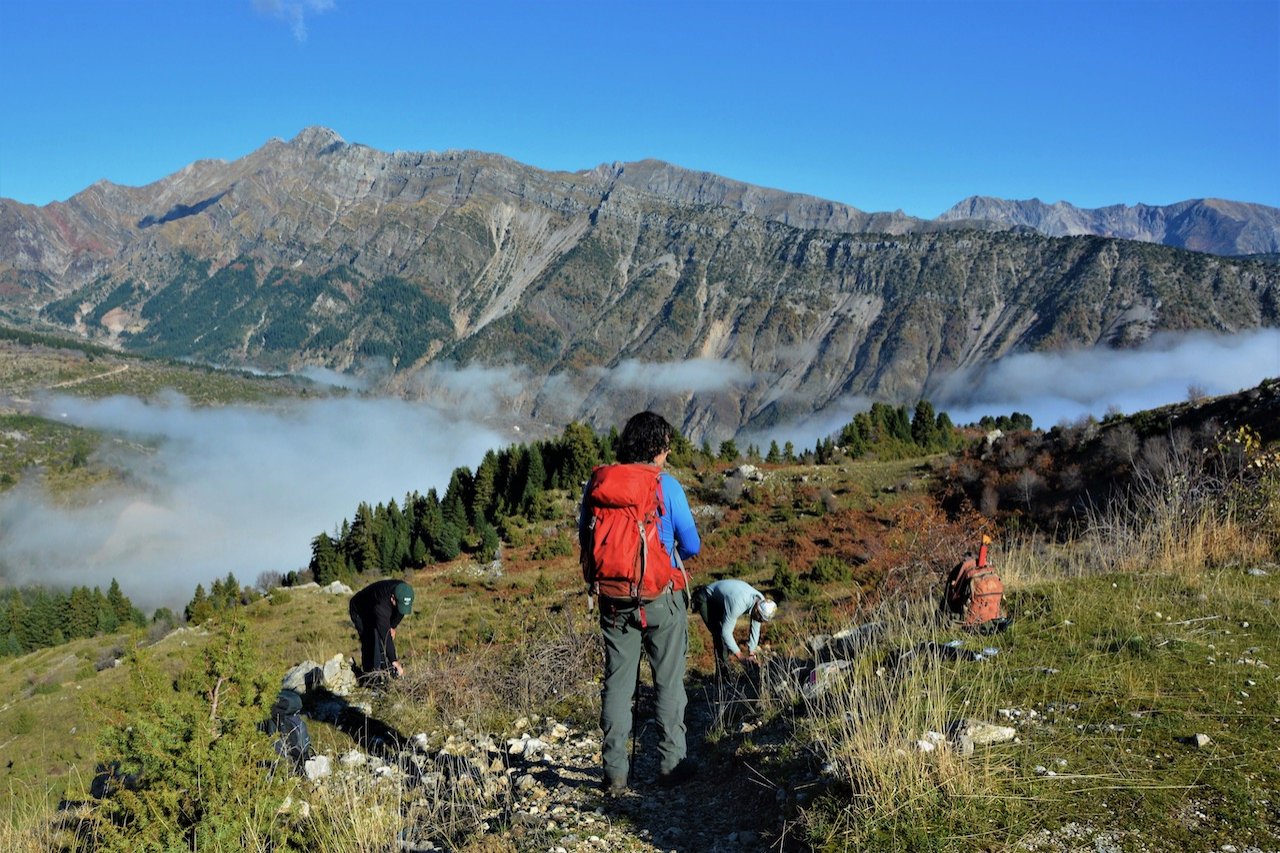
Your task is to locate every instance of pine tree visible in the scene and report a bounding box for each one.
[443,468,472,532]
[86,620,292,848]
[476,518,501,562]
[346,502,379,574]
[107,578,134,626]
[935,412,956,448]
[766,440,781,463]
[434,521,462,561]
[309,533,342,584]
[185,584,213,625]
[521,445,546,516]
[911,400,938,448]
[471,450,499,524]
[68,586,98,639]
[6,594,27,654]
[558,422,600,490]
[668,431,695,468]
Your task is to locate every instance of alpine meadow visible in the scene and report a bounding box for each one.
[2,3,1279,849]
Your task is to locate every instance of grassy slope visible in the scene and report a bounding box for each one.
[0,341,1276,848]
[1,452,1275,849]
[0,336,329,495]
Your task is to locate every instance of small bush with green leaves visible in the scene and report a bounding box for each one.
[808,555,853,584]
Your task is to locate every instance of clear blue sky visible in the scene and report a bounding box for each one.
[1,0,1276,217]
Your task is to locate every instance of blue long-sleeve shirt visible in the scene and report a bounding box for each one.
[657,471,700,565]
[705,579,765,655]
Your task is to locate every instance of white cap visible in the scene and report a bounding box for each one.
[755,599,777,622]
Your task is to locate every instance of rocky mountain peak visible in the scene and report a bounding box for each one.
[288,126,347,153]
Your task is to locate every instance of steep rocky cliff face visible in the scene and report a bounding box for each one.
[938,196,1280,256]
[1,128,1276,436]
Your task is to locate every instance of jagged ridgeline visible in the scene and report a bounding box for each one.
[4,128,1277,435]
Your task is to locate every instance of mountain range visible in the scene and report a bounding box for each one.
[1,127,1276,436]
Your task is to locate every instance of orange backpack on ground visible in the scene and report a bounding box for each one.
[581,463,680,603]
[943,536,1004,626]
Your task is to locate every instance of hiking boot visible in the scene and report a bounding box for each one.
[657,759,697,788]
[601,775,629,795]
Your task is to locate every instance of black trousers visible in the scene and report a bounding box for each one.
[348,602,390,675]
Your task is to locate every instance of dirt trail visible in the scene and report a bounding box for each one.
[47,364,129,389]
[495,674,801,852]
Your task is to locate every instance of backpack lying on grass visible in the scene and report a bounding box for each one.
[265,689,313,773]
[942,535,1009,631]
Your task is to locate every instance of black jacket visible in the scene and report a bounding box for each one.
[349,579,405,668]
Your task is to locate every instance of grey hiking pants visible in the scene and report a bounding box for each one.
[598,589,688,783]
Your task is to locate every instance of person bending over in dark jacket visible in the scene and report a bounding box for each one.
[348,578,414,683]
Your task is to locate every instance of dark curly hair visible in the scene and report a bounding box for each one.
[616,411,675,464]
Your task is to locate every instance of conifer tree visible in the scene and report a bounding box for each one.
[107,578,135,626]
[911,400,938,447]
[434,521,462,561]
[766,440,781,463]
[86,619,291,848]
[68,586,98,639]
[476,518,501,562]
[418,489,444,557]
[443,468,472,532]
[558,422,600,489]
[935,412,956,448]
[471,450,499,524]
[6,593,27,653]
[309,533,342,584]
[185,584,213,625]
[668,431,694,468]
[521,445,546,516]
[600,427,619,464]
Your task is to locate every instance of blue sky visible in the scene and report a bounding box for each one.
[1,0,1276,217]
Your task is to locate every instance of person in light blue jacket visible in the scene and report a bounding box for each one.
[692,579,777,676]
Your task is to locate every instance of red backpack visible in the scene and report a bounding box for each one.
[943,536,1004,626]
[581,463,681,603]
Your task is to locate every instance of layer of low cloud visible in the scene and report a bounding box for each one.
[598,358,755,394]
[0,394,504,610]
[934,329,1280,428]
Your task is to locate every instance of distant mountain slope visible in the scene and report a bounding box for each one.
[938,196,1280,256]
[0,128,1277,436]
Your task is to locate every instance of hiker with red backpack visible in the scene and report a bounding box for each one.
[579,411,701,794]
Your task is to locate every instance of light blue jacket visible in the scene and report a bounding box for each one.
[705,578,765,655]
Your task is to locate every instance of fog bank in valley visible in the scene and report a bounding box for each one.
[933,329,1280,429]
[0,395,505,610]
[0,329,1274,610]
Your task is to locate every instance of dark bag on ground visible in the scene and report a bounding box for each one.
[265,689,313,772]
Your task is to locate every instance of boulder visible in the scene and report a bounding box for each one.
[281,661,324,694]
[953,719,1017,746]
[321,654,357,696]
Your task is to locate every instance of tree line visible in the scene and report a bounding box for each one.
[4,399,1034,642]
[293,400,1001,590]
[0,579,146,657]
